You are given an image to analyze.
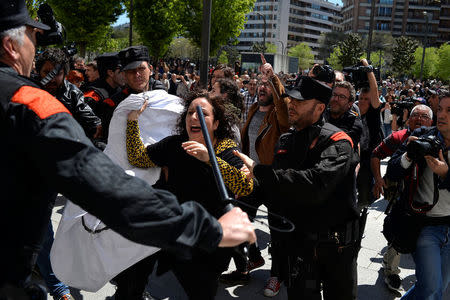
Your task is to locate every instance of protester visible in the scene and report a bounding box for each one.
[122,91,254,299]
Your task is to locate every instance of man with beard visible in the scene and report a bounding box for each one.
[223,56,289,297]
[36,48,101,140]
[324,81,362,149]
[235,76,360,300]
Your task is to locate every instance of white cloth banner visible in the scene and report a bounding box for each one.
[51,90,184,292]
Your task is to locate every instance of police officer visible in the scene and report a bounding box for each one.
[83,52,124,117]
[0,1,255,298]
[236,76,360,300]
[98,45,165,141]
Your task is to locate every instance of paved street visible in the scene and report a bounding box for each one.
[47,161,450,299]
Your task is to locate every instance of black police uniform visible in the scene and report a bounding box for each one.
[0,62,224,290]
[254,119,360,300]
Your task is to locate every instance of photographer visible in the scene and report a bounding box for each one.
[371,105,433,292]
[356,59,382,209]
[386,91,450,300]
[35,48,102,140]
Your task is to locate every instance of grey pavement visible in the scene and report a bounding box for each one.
[47,161,450,300]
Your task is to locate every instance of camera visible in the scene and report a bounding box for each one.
[406,135,444,162]
[36,4,64,46]
[311,65,335,84]
[342,61,380,90]
[390,99,415,115]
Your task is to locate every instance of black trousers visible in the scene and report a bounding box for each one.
[287,242,358,300]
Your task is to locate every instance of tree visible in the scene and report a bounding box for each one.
[318,31,346,61]
[436,43,450,82]
[167,37,201,60]
[411,46,439,79]
[176,0,255,55]
[327,46,342,70]
[252,42,277,54]
[288,43,314,70]
[86,27,129,59]
[26,0,45,18]
[46,0,123,56]
[392,36,419,77]
[132,0,182,60]
[337,33,364,67]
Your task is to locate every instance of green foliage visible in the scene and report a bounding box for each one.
[265,43,278,54]
[26,0,45,18]
[176,0,256,55]
[338,33,364,67]
[132,0,181,60]
[252,42,277,54]
[217,51,228,64]
[327,46,342,70]
[318,31,346,61]
[288,43,314,70]
[86,27,129,57]
[436,43,450,82]
[411,46,439,79]
[46,0,123,56]
[392,36,419,77]
[167,37,201,60]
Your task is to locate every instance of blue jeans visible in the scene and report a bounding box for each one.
[36,222,70,299]
[402,225,450,300]
[382,123,392,138]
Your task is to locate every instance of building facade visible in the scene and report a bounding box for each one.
[342,0,449,47]
[237,0,343,59]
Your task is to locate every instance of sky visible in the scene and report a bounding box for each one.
[113,0,344,26]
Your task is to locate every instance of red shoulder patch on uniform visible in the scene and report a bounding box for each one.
[330,131,354,148]
[84,90,101,102]
[103,98,115,107]
[11,86,71,119]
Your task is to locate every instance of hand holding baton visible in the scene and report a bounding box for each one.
[196,105,249,260]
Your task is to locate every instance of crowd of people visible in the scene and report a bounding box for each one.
[1,1,449,300]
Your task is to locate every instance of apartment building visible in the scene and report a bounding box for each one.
[237,0,343,58]
[341,0,449,46]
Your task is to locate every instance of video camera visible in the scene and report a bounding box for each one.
[311,64,335,84]
[406,135,444,162]
[36,4,77,56]
[342,61,380,90]
[390,98,415,115]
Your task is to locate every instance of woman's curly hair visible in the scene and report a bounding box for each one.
[176,90,236,141]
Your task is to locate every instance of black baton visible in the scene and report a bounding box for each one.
[196,105,249,260]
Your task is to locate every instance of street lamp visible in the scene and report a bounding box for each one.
[256,12,266,55]
[420,11,431,81]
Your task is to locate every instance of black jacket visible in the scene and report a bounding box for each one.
[54,79,101,137]
[0,64,222,286]
[254,120,360,232]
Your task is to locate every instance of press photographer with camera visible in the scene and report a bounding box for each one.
[371,104,433,292]
[386,90,450,300]
[354,59,382,210]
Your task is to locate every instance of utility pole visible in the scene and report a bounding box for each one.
[200,0,212,88]
[256,12,266,55]
[420,11,430,81]
[129,0,133,46]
